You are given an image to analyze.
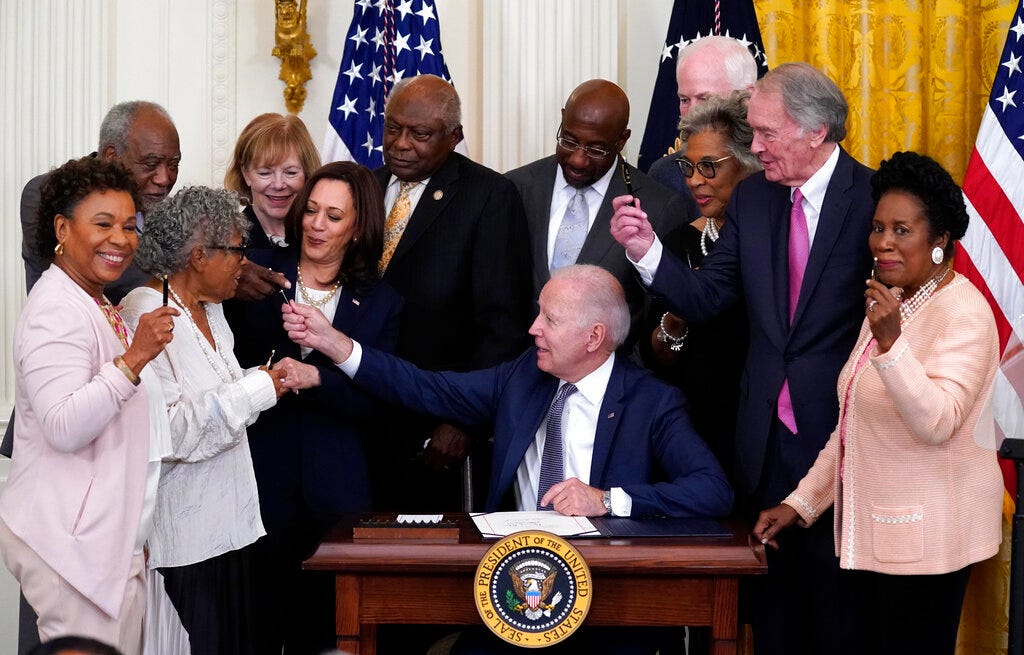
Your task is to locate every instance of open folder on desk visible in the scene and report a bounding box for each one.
[471,512,731,539]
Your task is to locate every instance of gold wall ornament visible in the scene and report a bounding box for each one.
[273,0,317,114]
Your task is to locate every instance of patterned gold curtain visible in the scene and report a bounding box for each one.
[750,2,1017,653]
[753,0,1016,183]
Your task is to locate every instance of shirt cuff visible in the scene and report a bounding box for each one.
[336,340,363,378]
[610,487,632,517]
[631,236,663,287]
[241,370,278,413]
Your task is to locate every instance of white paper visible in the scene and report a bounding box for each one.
[470,511,600,538]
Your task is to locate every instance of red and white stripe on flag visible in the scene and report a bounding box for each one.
[955,3,1024,492]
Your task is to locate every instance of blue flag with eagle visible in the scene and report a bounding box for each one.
[322,0,454,167]
[636,0,768,172]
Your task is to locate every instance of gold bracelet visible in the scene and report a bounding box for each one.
[114,355,140,386]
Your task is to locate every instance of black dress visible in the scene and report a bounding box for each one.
[639,223,747,481]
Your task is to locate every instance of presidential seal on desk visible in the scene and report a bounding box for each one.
[474,531,592,647]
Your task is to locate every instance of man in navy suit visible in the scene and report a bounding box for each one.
[612,62,874,655]
[505,79,690,349]
[283,263,731,654]
[371,74,533,513]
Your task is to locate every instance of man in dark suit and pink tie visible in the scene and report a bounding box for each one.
[611,62,875,655]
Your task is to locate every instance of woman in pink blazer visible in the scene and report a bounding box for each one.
[754,152,1004,655]
[0,157,177,654]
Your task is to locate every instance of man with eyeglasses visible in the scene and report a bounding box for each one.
[506,79,689,350]
[611,63,875,655]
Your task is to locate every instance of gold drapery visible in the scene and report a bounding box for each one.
[753,0,1017,183]
[751,3,1017,653]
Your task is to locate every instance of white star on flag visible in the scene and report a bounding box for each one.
[323,0,458,168]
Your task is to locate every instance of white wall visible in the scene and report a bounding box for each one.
[0,0,674,649]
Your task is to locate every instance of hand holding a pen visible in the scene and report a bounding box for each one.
[281,301,353,364]
[609,194,656,262]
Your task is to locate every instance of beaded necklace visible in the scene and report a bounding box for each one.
[296,266,342,308]
[94,298,130,350]
[167,284,239,383]
[699,217,721,257]
[898,265,951,324]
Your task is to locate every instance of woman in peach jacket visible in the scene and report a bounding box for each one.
[754,152,1003,655]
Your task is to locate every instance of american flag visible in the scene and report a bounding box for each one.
[955,1,1024,488]
[321,0,454,167]
[636,0,768,172]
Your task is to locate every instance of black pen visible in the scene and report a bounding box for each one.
[162,275,169,306]
[620,159,637,207]
[871,257,879,281]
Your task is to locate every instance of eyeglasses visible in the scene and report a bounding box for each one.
[555,127,614,160]
[207,245,246,258]
[676,155,733,179]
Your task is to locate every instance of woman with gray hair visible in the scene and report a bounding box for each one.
[644,90,760,482]
[120,186,287,655]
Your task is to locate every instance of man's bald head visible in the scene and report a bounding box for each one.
[556,79,631,188]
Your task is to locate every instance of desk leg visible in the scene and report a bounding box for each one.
[710,577,738,655]
[336,574,376,655]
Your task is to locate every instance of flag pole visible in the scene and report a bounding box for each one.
[1000,438,1024,655]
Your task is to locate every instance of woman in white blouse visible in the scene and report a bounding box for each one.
[121,186,287,655]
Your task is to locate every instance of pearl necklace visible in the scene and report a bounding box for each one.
[898,265,951,324]
[700,217,720,256]
[296,266,342,308]
[167,284,239,383]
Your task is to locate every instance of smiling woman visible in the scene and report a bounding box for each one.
[224,113,320,249]
[0,157,177,654]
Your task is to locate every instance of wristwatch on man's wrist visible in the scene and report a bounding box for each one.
[602,489,613,516]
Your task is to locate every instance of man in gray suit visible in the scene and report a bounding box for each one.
[505,79,688,348]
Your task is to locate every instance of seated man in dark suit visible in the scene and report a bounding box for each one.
[281,264,732,654]
[506,79,689,349]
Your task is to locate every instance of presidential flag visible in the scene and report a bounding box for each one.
[636,0,768,172]
[321,0,454,167]
[955,2,1024,490]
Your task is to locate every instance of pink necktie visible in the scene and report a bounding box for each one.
[778,189,808,434]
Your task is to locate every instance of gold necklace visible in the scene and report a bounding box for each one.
[296,266,342,309]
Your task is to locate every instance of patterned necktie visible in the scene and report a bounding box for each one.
[550,188,589,272]
[778,189,808,434]
[536,383,578,510]
[379,181,417,275]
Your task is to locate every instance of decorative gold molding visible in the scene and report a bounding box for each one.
[273,0,317,114]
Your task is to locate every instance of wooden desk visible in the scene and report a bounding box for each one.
[305,514,766,655]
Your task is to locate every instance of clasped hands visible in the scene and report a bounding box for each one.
[259,300,352,393]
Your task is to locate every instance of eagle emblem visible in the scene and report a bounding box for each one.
[507,560,563,620]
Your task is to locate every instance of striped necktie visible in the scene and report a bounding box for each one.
[537,383,578,509]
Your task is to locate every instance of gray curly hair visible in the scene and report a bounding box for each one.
[677,90,762,175]
[134,186,249,276]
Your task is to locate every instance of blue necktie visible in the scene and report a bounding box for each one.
[550,188,589,271]
[537,383,578,509]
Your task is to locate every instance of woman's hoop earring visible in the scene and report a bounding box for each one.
[931,246,944,265]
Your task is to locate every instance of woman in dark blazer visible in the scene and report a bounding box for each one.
[224,161,403,655]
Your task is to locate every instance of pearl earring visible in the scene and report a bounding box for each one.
[931,246,944,265]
